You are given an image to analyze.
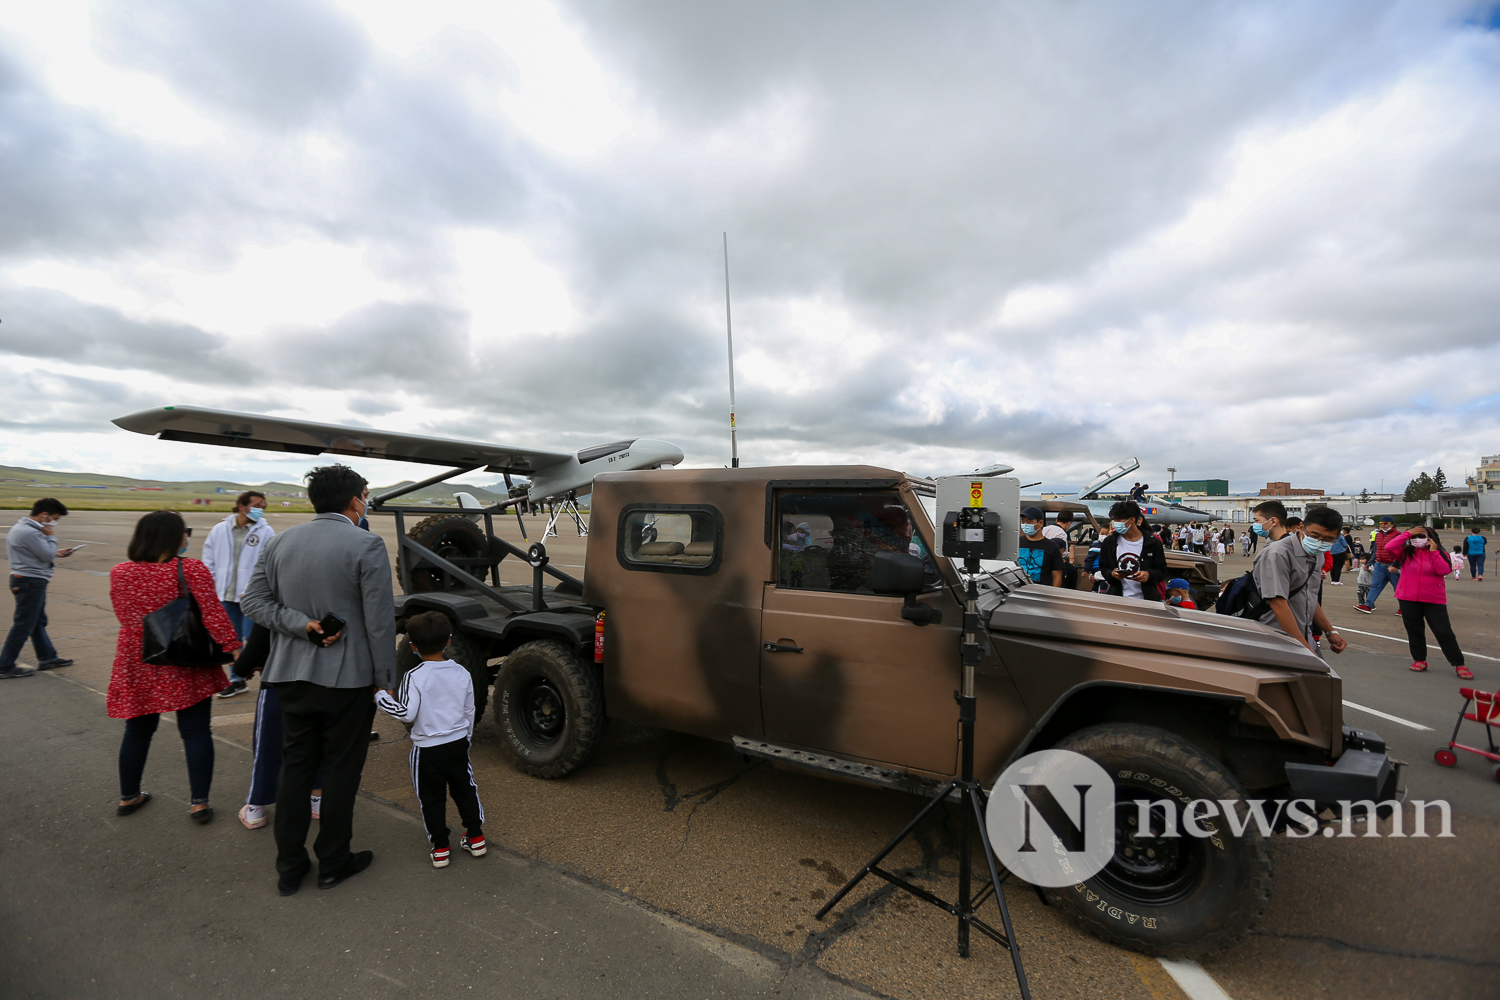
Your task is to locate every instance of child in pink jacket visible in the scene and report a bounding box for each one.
[1385,527,1470,678]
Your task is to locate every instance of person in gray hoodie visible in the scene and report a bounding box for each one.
[2,498,77,679]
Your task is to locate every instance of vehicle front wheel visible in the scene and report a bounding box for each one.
[1042,723,1273,958]
[495,640,603,778]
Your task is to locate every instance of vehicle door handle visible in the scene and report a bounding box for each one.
[762,641,804,653]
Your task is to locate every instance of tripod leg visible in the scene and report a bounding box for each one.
[815,782,959,921]
[958,790,971,958]
[969,787,1031,1000]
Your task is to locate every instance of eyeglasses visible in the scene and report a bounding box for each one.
[183,528,193,537]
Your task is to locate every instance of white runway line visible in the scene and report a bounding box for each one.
[1336,624,1499,662]
[1157,958,1234,1000]
[1341,700,1433,731]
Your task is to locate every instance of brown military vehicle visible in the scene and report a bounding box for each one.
[391,465,1397,959]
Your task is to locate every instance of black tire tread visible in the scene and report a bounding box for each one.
[400,514,488,593]
[1043,722,1273,959]
[497,639,603,779]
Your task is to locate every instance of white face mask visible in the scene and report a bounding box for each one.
[1411,537,1429,548]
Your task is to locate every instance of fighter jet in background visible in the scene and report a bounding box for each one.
[972,456,1214,525]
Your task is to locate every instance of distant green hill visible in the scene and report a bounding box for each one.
[0,464,502,511]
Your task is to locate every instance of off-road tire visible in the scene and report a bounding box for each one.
[395,626,491,725]
[496,640,603,778]
[400,514,488,593]
[1042,723,1273,958]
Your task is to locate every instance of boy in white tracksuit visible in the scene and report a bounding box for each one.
[202,490,274,696]
[375,611,486,868]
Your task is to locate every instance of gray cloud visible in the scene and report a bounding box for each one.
[1,2,1496,492]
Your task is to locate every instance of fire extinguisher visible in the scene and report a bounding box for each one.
[593,610,605,664]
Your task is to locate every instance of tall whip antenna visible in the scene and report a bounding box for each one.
[723,232,739,468]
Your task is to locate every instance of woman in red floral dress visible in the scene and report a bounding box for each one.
[109,510,241,823]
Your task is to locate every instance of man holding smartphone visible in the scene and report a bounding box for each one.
[240,465,396,896]
[2,498,78,679]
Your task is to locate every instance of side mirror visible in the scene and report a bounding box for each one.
[870,551,943,627]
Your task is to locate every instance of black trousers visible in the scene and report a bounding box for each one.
[272,681,375,881]
[1330,553,1348,582]
[410,738,484,848]
[1397,599,1465,667]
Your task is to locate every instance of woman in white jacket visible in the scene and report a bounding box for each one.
[202,490,274,698]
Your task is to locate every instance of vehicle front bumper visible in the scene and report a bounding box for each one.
[1284,726,1402,803]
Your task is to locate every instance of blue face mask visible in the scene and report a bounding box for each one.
[1302,535,1333,556]
[1021,523,1037,536]
[1253,521,1272,538]
[1112,521,1130,534]
[246,506,263,522]
[178,544,189,556]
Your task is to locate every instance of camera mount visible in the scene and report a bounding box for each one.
[816,499,1030,998]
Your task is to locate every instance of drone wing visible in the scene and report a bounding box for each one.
[112,405,572,473]
[1076,458,1142,498]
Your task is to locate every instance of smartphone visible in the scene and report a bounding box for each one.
[67,543,88,551]
[309,612,346,644]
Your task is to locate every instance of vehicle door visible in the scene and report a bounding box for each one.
[760,489,961,775]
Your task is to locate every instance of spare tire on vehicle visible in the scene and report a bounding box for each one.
[394,624,492,725]
[495,639,604,778]
[399,514,489,593]
[1042,723,1272,958]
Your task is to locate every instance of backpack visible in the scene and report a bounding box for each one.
[1214,564,1312,620]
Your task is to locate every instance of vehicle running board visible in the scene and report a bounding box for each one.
[732,737,954,799]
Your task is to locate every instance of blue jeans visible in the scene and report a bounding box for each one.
[119,696,215,802]
[1367,561,1400,608]
[1469,554,1486,579]
[223,601,253,679]
[1,575,58,671]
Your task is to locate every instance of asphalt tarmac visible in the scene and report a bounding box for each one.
[2,511,1496,1000]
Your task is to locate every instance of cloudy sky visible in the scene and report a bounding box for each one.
[1,1,1497,495]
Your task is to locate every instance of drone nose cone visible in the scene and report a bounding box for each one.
[633,439,684,468]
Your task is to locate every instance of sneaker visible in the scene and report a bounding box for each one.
[0,666,36,679]
[238,804,269,829]
[461,834,486,857]
[1353,604,1373,614]
[1329,581,1343,586]
[431,846,451,868]
[1395,609,1403,616]
[36,657,73,669]
[310,795,322,821]
[216,678,248,699]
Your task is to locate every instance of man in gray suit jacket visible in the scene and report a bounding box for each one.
[241,464,396,895]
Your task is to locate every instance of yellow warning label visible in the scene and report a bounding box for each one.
[969,481,984,507]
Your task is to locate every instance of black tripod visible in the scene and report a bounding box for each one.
[815,555,1030,999]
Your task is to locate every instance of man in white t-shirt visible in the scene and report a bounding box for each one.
[1096,500,1169,600]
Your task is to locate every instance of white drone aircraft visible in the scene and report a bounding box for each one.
[112,405,684,537]
[972,457,1213,526]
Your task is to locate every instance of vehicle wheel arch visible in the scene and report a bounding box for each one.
[1000,681,1245,779]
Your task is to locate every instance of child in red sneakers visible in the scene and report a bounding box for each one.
[376,612,486,867]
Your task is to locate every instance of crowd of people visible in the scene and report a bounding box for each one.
[1,468,486,895]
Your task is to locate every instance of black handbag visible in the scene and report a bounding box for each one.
[141,558,232,668]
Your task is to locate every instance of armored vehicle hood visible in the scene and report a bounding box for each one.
[985,584,1329,674]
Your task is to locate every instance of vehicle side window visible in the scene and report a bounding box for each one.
[775,493,938,594]
[617,505,722,574]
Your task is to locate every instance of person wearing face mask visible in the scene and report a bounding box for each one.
[240,464,396,896]
[1096,500,1169,600]
[204,490,276,699]
[1016,507,1064,587]
[1,498,78,679]
[108,510,242,822]
[1384,525,1469,678]
[1354,516,1402,614]
[1249,501,1346,657]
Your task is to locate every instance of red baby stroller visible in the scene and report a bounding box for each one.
[1434,687,1500,783]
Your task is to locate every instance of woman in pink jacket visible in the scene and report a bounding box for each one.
[1386,527,1470,678]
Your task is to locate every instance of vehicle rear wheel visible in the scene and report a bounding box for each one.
[495,640,603,778]
[395,625,491,724]
[1042,723,1273,958]
[400,514,488,593]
